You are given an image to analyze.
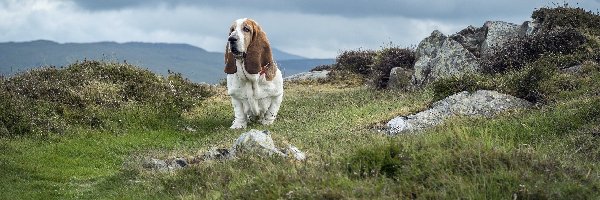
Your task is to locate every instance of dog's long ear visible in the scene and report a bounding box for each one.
[244,20,275,80]
[224,42,237,74]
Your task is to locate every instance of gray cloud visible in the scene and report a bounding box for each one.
[1,0,599,58]
[71,0,598,20]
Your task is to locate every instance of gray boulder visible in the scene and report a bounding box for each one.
[388,67,414,90]
[284,70,330,81]
[386,90,532,135]
[230,129,285,157]
[449,25,487,58]
[142,157,189,172]
[411,31,480,87]
[141,130,306,172]
[407,20,539,88]
[202,148,231,160]
[282,144,307,161]
[142,158,169,172]
[481,21,521,56]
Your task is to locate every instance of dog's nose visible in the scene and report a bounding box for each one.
[228,36,238,42]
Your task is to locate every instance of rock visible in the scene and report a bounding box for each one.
[202,148,231,160]
[168,157,188,170]
[519,21,537,37]
[411,31,480,87]
[142,158,169,172]
[386,90,532,135]
[141,130,306,171]
[284,70,330,81]
[562,64,583,74]
[449,25,487,57]
[282,145,307,161]
[230,129,285,157]
[481,21,521,56]
[387,67,414,90]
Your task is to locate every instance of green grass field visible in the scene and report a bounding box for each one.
[1,79,599,199]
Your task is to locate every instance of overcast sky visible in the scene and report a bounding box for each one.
[1,0,599,58]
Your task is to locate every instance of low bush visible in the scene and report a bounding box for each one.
[309,64,333,72]
[370,46,415,89]
[429,74,490,101]
[532,5,600,34]
[481,28,586,74]
[0,60,214,137]
[333,48,376,75]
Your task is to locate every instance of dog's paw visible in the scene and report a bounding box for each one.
[230,120,247,129]
[259,118,274,126]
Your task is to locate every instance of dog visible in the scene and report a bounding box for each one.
[224,18,284,129]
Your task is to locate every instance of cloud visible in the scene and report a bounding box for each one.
[2,0,599,58]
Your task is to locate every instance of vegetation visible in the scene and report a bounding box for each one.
[0,60,214,137]
[324,45,415,89]
[1,5,600,200]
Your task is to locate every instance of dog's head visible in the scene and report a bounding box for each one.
[224,18,273,76]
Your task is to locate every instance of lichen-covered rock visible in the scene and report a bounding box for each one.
[449,25,487,57]
[282,144,306,161]
[411,31,480,87]
[230,130,285,157]
[386,90,532,135]
[387,67,414,90]
[284,70,330,81]
[481,21,521,56]
[202,148,231,160]
[142,158,168,172]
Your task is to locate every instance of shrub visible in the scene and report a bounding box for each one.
[0,60,214,136]
[532,5,600,34]
[333,48,376,75]
[370,46,415,89]
[481,28,586,74]
[309,64,333,72]
[429,74,490,101]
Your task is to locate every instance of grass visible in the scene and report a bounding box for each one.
[2,6,600,199]
[1,78,599,199]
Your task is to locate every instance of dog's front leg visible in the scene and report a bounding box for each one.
[260,93,283,125]
[230,98,247,129]
[246,74,261,117]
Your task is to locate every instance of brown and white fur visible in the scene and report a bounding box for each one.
[225,18,283,129]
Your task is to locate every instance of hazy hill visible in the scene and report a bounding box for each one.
[0,40,334,83]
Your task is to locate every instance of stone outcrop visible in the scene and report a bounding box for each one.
[411,31,480,87]
[284,70,330,81]
[387,67,414,90]
[408,20,538,88]
[142,129,306,172]
[386,90,532,135]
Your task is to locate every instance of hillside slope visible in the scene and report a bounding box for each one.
[0,40,333,83]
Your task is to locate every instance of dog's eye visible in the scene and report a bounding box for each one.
[243,27,250,32]
[230,27,234,32]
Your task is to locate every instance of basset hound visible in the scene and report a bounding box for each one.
[224,18,284,129]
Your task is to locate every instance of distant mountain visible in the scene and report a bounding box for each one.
[272,48,306,60]
[0,40,334,83]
